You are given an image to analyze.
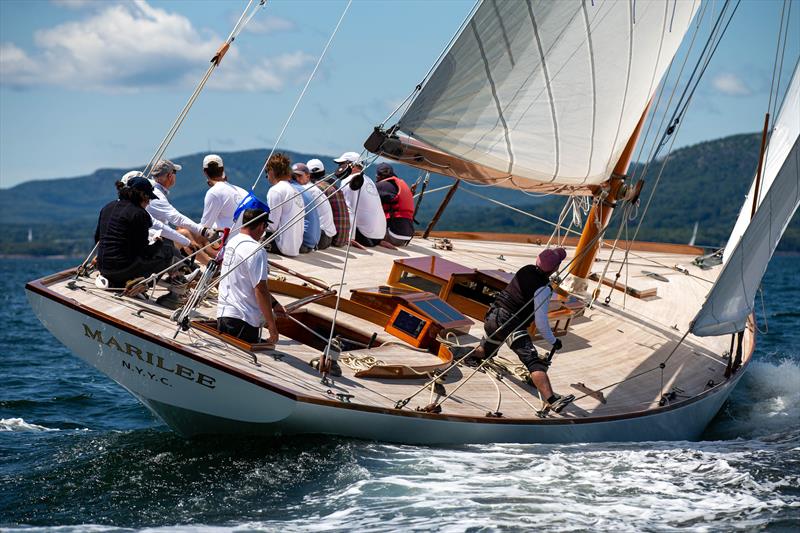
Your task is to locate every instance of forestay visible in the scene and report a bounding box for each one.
[723,62,800,263]
[397,0,699,191]
[692,67,800,336]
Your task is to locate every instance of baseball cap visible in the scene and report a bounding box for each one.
[333,151,361,164]
[127,176,158,199]
[307,159,325,173]
[203,154,223,169]
[292,162,310,175]
[375,162,395,178]
[151,159,182,176]
[536,247,567,274]
[120,170,144,186]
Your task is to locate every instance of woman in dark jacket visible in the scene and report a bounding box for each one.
[94,176,173,288]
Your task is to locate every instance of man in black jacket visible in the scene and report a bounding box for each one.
[95,176,173,288]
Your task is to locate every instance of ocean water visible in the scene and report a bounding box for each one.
[1,257,798,532]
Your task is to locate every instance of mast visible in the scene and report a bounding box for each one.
[568,105,650,293]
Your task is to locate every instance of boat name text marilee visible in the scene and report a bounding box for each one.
[83,324,216,389]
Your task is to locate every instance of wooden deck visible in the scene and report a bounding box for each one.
[43,236,746,421]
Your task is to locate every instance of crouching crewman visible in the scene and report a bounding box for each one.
[217,207,283,344]
[466,247,574,413]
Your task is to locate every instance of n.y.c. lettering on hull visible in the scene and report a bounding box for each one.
[83,324,216,389]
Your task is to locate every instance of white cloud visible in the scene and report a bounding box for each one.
[1,0,309,93]
[711,73,752,97]
[245,15,295,34]
[51,0,94,9]
[212,51,315,92]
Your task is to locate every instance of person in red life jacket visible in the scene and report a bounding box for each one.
[460,247,575,413]
[375,163,415,246]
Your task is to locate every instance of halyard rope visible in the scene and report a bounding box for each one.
[250,0,353,191]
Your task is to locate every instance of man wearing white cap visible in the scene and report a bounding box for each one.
[201,154,248,234]
[305,159,337,250]
[333,151,386,247]
[310,159,350,247]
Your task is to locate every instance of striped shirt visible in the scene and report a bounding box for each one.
[318,182,350,247]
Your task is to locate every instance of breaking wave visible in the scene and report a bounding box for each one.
[705,357,800,440]
[0,418,58,432]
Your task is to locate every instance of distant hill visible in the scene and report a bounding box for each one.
[1,133,798,256]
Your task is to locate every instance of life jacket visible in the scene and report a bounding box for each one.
[382,176,414,220]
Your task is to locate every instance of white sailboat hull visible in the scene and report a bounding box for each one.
[26,285,746,444]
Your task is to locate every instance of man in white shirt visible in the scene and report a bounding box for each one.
[120,170,193,252]
[217,207,282,344]
[147,159,205,240]
[264,153,304,257]
[334,151,387,247]
[201,154,248,233]
[297,161,337,250]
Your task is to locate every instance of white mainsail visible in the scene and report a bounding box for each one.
[723,62,800,263]
[691,64,800,337]
[397,0,699,190]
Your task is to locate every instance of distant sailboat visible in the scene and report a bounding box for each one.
[688,222,699,247]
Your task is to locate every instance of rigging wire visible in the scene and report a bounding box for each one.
[320,181,363,381]
[619,0,741,268]
[250,0,353,191]
[143,0,266,177]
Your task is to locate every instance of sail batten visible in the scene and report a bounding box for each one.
[395,0,699,191]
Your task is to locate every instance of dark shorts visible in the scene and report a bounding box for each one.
[317,232,334,250]
[100,242,174,288]
[481,305,548,373]
[355,228,381,247]
[217,316,261,343]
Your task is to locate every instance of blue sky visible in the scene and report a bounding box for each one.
[0,0,798,188]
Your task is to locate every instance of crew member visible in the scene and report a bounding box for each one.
[334,151,386,247]
[217,207,283,344]
[148,159,205,242]
[468,247,574,413]
[309,158,350,247]
[118,170,193,255]
[375,163,414,246]
[94,176,173,288]
[299,160,336,250]
[265,153,304,256]
[290,162,322,253]
[200,154,248,233]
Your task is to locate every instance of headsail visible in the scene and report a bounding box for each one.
[723,62,800,263]
[390,0,699,192]
[691,62,800,337]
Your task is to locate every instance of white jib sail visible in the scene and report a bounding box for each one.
[397,0,699,189]
[723,62,800,263]
[691,75,800,337]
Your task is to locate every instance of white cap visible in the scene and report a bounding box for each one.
[333,151,361,164]
[203,154,223,169]
[120,170,144,185]
[307,158,325,173]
